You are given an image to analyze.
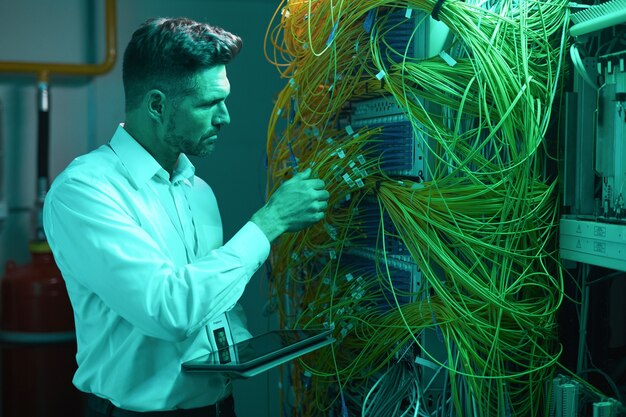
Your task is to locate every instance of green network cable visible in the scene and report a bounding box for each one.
[264,0,571,416]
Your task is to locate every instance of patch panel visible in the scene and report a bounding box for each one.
[349,96,428,179]
[559,217,626,271]
[350,197,412,258]
[339,252,420,313]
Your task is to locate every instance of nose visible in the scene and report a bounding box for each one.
[213,102,230,127]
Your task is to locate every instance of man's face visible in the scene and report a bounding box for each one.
[163,65,231,157]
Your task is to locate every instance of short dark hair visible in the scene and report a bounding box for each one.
[122,17,243,111]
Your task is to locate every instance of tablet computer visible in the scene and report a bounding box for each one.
[182,328,334,378]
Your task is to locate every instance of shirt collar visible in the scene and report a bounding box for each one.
[172,154,196,187]
[109,124,196,189]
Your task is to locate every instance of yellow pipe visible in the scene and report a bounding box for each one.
[0,0,117,81]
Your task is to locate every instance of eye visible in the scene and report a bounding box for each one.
[201,99,223,108]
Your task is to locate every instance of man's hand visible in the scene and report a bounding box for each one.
[251,168,330,242]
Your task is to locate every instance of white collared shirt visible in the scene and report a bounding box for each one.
[43,125,270,411]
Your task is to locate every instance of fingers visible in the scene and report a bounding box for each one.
[288,170,327,194]
[271,168,330,232]
[307,178,326,190]
[293,167,312,179]
[307,187,329,205]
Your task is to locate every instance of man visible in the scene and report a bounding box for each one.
[43,17,329,417]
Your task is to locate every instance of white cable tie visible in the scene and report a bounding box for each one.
[439,51,457,66]
[355,178,365,188]
[326,137,334,144]
[357,154,366,164]
[345,125,354,136]
[405,8,413,18]
[337,148,346,159]
[375,70,386,80]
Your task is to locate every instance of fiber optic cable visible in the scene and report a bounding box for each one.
[264,0,571,416]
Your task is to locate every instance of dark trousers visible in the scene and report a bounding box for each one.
[84,393,237,417]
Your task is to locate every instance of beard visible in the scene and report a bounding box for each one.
[163,120,216,157]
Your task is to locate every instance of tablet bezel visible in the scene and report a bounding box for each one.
[182,328,333,373]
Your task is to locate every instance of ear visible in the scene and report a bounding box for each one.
[145,89,166,122]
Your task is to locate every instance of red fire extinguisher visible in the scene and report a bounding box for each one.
[0,241,83,417]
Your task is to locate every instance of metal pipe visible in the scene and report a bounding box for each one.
[0,100,6,226]
[0,0,117,242]
[0,0,117,79]
[34,81,49,241]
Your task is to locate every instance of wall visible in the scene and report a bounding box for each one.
[0,1,283,416]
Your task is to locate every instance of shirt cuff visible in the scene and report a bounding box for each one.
[223,221,271,271]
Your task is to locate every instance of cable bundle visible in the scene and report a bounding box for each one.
[264,0,570,416]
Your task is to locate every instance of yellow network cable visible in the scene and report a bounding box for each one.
[264,0,571,416]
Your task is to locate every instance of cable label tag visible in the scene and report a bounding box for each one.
[414,356,439,370]
[326,22,339,47]
[439,51,457,66]
[363,9,376,33]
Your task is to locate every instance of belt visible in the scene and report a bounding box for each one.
[86,393,235,417]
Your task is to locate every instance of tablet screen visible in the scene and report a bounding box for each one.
[183,328,332,371]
